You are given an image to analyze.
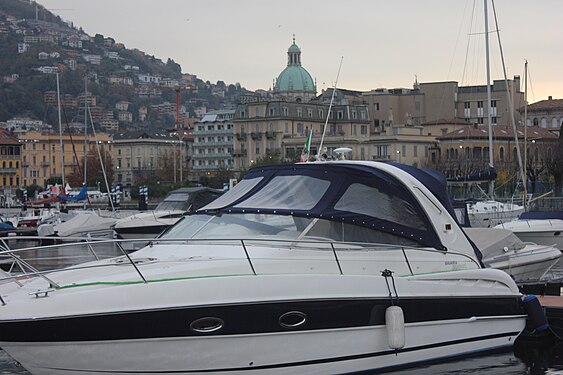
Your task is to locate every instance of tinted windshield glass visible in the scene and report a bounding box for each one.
[235,176,330,210]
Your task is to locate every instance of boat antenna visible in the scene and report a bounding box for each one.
[83,75,88,185]
[56,72,65,187]
[317,56,343,160]
[523,60,528,207]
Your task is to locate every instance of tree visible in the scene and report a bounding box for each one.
[68,148,114,191]
[94,33,104,44]
[546,124,563,196]
[198,167,236,189]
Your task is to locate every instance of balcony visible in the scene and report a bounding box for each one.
[372,155,391,161]
[232,149,248,157]
[265,131,277,139]
[41,162,50,167]
[235,132,247,141]
[250,132,262,140]
[191,152,232,159]
[204,140,234,147]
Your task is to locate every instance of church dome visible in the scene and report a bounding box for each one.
[273,37,316,100]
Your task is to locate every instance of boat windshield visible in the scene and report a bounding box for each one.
[161,213,420,247]
[155,193,193,211]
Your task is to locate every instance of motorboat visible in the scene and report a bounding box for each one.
[465,227,562,282]
[112,186,224,239]
[37,210,118,239]
[7,207,58,229]
[495,212,563,250]
[466,200,525,228]
[0,161,526,374]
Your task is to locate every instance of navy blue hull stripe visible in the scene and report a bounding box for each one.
[0,296,524,342]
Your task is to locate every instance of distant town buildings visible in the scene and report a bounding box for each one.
[521,97,563,134]
[112,131,186,185]
[1,13,561,195]
[0,129,22,191]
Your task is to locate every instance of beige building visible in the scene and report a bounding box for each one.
[361,77,525,133]
[0,129,22,192]
[19,131,111,187]
[431,124,558,179]
[521,97,563,134]
[112,131,189,185]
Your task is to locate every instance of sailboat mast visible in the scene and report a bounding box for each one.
[56,72,65,187]
[317,56,343,159]
[84,76,88,185]
[523,60,528,204]
[484,0,494,198]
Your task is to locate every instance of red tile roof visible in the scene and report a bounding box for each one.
[524,98,563,112]
[0,129,20,145]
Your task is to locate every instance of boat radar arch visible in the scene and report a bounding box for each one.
[334,147,352,160]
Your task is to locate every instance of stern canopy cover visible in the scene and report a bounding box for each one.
[200,163,450,250]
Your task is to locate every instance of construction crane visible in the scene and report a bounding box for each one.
[31,1,73,22]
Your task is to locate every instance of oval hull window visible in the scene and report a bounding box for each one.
[190,317,224,333]
[279,311,307,328]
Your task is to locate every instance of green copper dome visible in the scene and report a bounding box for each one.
[275,65,315,92]
[274,37,316,97]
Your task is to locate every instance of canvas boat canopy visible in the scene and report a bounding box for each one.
[199,163,447,250]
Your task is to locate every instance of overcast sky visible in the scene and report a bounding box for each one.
[40,0,563,102]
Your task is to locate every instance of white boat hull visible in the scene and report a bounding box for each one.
[495,219,563,250]
[2,318,523,375]
[467,201,524,228]
[484,247,562,282]
[0,266,525,375]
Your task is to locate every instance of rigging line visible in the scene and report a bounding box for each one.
[491,0,525,192]
[526,64,536,103]
[87,106,115,213]
[460,0,477,87]
[431,0,472,126]
[317,56,343,158]
[60,102,92,209]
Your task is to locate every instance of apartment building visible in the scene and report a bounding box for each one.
[192,110,235,178]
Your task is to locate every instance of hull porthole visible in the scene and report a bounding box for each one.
[279,311,307,328]
[190,317,224,333]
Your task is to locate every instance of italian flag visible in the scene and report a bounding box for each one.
[300,129,312,162]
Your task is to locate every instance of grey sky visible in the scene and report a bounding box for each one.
[40,0,562,101]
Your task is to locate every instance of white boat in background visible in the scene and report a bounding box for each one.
[467,200,525,228]
[495,211,563,249]
[465,227,562,282]
[113,187,224,239]
[0,161,526,374]
[8,207,58,229]
[37,211,117,239]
